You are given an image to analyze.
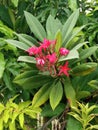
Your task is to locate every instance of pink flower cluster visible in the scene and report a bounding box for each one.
[26,38,70,77]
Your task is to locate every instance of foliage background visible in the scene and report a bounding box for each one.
[0,0,98,129]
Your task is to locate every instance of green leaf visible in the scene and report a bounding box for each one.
[15,33,37,47]
[72,42,88,50]
[50,81,63,110]
[32,83,52,107]
[67,116,82,130]
[14,74,54,90]
[0,21,13,37]
[0,103,4,114]
[3,71,13,91]
[17,56,36,64]
[11,112,19,123]
[62,9,79,45]
[24,107,41,118]
[19,113,24,128]
[0,118,3,130]
[3,109,10,123]
[65,26,85,48]
[9,121,16,130]
[11,0,19,7]
[6,39,29,50]
[90,125,98,129]
[46,15,62,39]
[13,70,38,80]
[79,46,98,61]
[88,79,98,89]
[59,49,79,62]
[24,11,46,41]
[76,91,91,100]
[18,101,31,111]
[41,103,65,117]
[70,62,97,76]
[0,53,5,78]
[55,30,62,53]
[68,0,78,11]
[64,78,76,107]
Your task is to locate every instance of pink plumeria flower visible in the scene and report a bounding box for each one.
[40,38,56,50]
[58,61,70,77]
[47,52,57,64]
[36,58,45,67]
[59,48,69,56]
[40,38,51,50]
[26,46,41,55]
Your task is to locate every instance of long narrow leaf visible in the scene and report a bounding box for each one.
[24,11,46,41]
[18,56,36,64]
[46,15,62,39]
[64,78,76,107]
[0,53,5,78]
[32,83,52,107]
[50,81,63,110]
[62,9,79,45]
[59,49,79,62]
[65,25,85,48]
[6,39,29,50]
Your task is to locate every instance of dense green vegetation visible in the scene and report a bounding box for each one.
[0,0,98,129]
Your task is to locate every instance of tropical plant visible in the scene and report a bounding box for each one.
[0,95,41,130]
[6,9,97,110]
[4,7,98,129]
[68,102,98,130]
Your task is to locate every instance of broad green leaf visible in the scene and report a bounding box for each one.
[41,103,65,117]
[11,0,19,7]
[55,30,62,53]
[65,26,85,48]
[50,81,63,110]
[68,0,78,11]
[13,70,38,80]
[14,74,54,90]
[72,42,88,50]
[24,11,46,41]
[46,15,62,39]
[59,49,79,62]
[67,116,82,130]
[76,91,91,100]
[3,71,13,91]
[17,33,39,46]
[17,56,36,64]
[79,46,98,61]
[88,79,98,89]
[19,113,24,128]
[70,62,97,76]
[64,78,76,107]
[3,109,10,123]
[15,33,36,47]
[9,121,16,130]
[32,83,52,107]
[0,53,5,78]
[6,39,29,50]
[62,9,79,45]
